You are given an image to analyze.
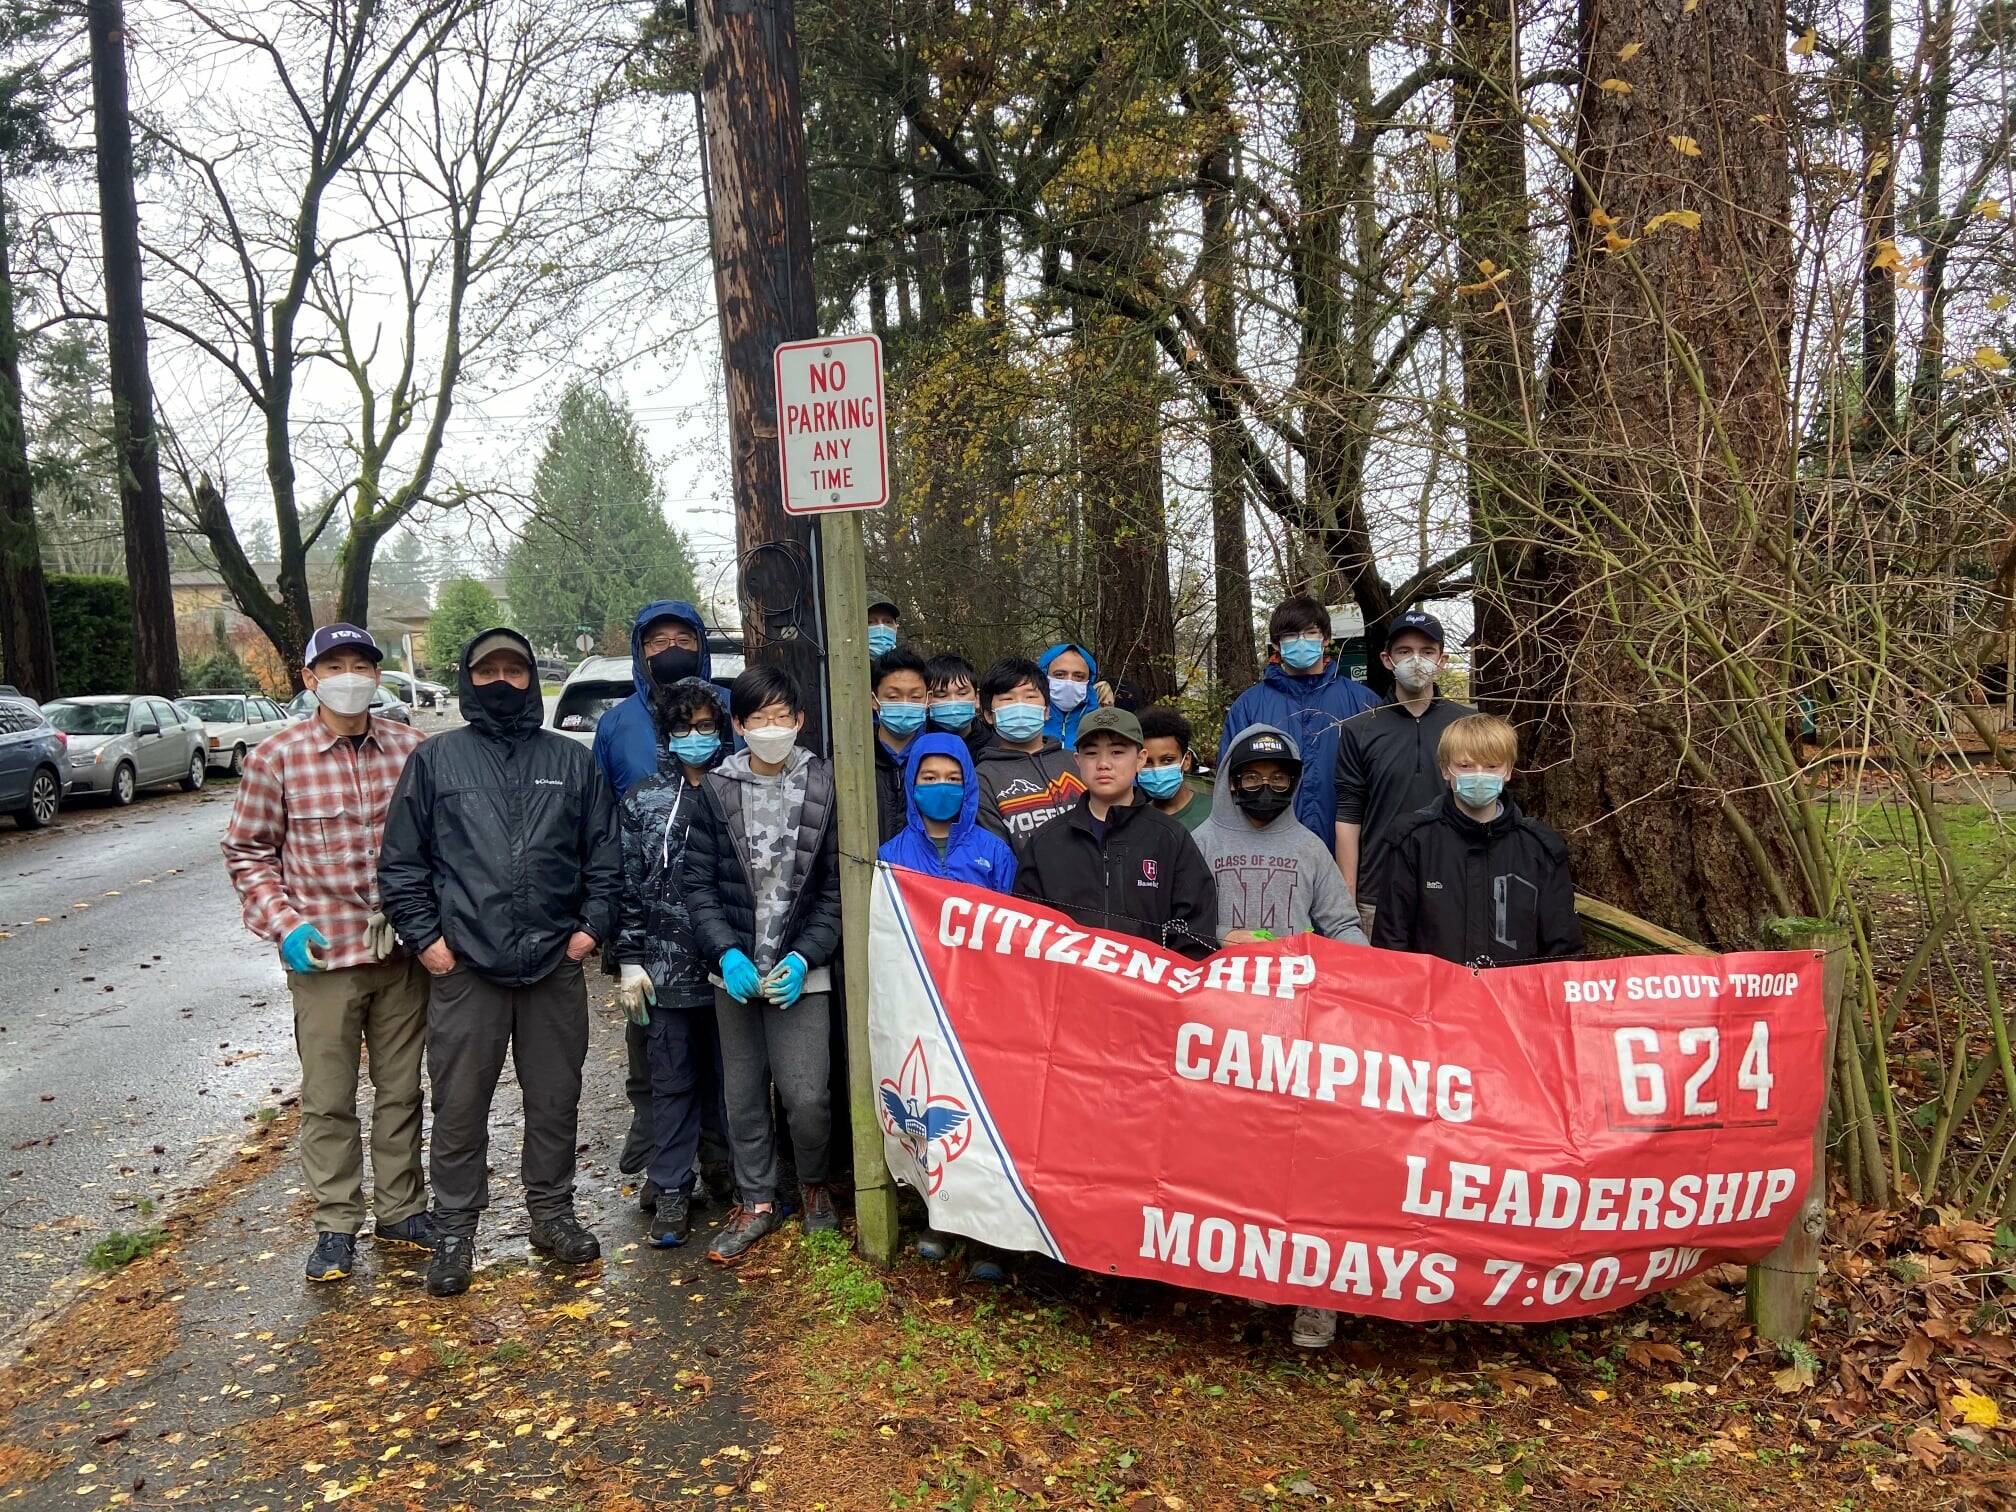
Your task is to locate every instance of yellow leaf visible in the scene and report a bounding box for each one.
[1953,1384,2002,1427]
[1668,134,1702,157]
[1618,40,1644,60]
[1599,77,1634,95]
[1976,346,2011,371]
[1865,152,1890,181]
[1990,294,2011,311]
[1792,26,1817,54]
[1684,0,1697,11]
[1590,206,1619,229]
[552,1299,600,1320]
[1773,1360,1815,1393]
[1869,239,1905,272]
[1425,130,1452,150]
[1645,208,1703,233]
[1457,267,1512,295]
[1602,230,1637,254]
[1980,197,2004,221]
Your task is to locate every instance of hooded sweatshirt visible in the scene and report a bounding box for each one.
[1191,723,1368,944]
[879,733,1019,893]
[1219,654,1379,847]
[974,736,1085,846]
[1037,642,1100,749]
[593,600,714,799]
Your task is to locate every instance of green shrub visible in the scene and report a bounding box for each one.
[181,648,252,692]
[46,575,134,695]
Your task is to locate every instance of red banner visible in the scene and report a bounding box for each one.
[868,867,1828,1322]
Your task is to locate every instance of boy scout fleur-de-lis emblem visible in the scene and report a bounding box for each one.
[878,1038,972,1194]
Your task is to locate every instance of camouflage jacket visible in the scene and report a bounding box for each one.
[615,744,718,1008]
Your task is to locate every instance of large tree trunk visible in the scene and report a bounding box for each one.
[1510,0,1803,945]
[696,0,828,748]
[1199,21,1257,694]
[0,177,59,701]
[1856,0,1898,451]
[1449,0,1537,710]
[88,0,178,697]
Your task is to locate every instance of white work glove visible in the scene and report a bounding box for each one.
[616,964,655,1026]
[365,911,394,962]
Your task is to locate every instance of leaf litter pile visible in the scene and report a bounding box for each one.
[752,1211,2013,1510]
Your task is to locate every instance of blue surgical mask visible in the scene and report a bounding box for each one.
[1136,765,1186,800]
[929,700,976,732]
[1048,676,1088,712]
[1279,634,1325,672]
[914,781,964,822]
[868,625,899,658]
[667,731,721,766]
[879,700,927,737]
[992,703,1046,743]
[1452,773,1505,808]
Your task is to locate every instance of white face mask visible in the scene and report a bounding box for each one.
[314,671,377,716]
[1391,654,1439,691]
[741,724,799,763]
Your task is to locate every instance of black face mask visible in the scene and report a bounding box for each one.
[648,646,700,685]
[469,676,533,724]
[1232,785,1294,823]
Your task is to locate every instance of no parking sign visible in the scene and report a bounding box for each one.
[774,334,888,514]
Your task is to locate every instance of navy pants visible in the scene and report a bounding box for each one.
[646,1000,730,1198]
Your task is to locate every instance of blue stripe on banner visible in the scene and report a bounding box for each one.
[879,865,1062,1262]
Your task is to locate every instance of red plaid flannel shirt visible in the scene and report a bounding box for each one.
[221,714,427,970]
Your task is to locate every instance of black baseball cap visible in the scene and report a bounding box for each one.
[1385,610,1446,649]
[868,592,902,618]
[1224,728,1303,775]
[303,623,383,666]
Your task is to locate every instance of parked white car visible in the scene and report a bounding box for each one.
[546,655,633,746]
[176,692,294,774]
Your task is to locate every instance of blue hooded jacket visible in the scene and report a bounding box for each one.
[1219,655,1379,846]
[593,599,713,799]
[878,733,1018,894]
[1037,642,1100,749]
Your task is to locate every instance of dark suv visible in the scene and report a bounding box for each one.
[0,696,68,829]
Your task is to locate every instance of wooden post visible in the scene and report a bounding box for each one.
[1746,924,1850,1342]
[820,509,901,1263]
[693,0,826,747]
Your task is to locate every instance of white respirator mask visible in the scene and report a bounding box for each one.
[314,672,377,716]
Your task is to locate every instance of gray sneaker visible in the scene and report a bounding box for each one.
[1291,1306,1337,1349]
[706,1204,780,1265]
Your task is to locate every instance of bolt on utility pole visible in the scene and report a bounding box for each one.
[695,0,900,1262]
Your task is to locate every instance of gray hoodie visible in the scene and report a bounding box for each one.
[1192,723,1368,945]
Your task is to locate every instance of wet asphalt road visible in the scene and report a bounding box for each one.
[0,783,295,1341]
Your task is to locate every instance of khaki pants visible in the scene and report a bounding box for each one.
[1358,900,1378,944]
[288,956,429,1234]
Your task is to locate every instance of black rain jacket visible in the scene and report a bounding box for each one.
[1370,792,1583,967]
[378,627,621,985]
[1012,794,1218,960]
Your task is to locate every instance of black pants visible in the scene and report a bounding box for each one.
[426,960,588,1239]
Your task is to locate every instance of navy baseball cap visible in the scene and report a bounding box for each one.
[303,623,383,665]
[1385,610,1446,649]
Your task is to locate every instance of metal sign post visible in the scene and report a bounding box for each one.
[776,333,899,1264]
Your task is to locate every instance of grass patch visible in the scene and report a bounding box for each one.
[797,1228,888,1320]
[1831,798,2016,927]
[84,1228,167,1272]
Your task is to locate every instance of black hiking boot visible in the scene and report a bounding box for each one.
[649,1193,692,1249]
[305,1232,355,1283]
[426,1235,475,1297]
[529,1214,602,1265]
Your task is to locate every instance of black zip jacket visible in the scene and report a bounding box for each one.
[614,679,728,1007]
[378,626,621,985]
[1012,794,1218,959]
[873,734,908,845]
[1370,792,1583,967]
[1334,693,1477,895]
[681,753,844,971]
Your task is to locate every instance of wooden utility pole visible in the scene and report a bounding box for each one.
[0,174,59,700]
[695,0,900,1260]
[87,0,178,697]
[694,0,826,749]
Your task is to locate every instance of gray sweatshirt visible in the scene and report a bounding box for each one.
[1192,723,1368,944]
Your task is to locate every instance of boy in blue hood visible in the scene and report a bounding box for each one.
[1219,596,1377,850]
[593,600,713,1178]
[879,732,1015,1278]
[879,733,1018,892]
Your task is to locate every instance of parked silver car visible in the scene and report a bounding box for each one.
[42,695,209,805]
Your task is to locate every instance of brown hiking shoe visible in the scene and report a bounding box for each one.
[706,1204,780,1264]
[800,1182,839,1233]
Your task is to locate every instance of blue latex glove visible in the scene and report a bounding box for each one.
[720,948,763,1004]
[282,922,330,973]
[764,952,808,1009]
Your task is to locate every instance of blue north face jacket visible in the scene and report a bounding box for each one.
[878,733,1018,894]
[1038,642,1100,749]
[1219,656,1379,847]
[593,599,712,799]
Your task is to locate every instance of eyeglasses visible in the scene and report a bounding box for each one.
[1234,773,1295,794]
[667,722,718,738]
[643,630,699,654]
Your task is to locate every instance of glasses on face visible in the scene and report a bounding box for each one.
[741,709,798,730]
[643,629,699,654]
[1234,773,1295,795]
[668,721,719,738]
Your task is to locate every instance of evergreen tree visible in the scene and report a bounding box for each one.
[504,384,698,655]
[425,577,500,679]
